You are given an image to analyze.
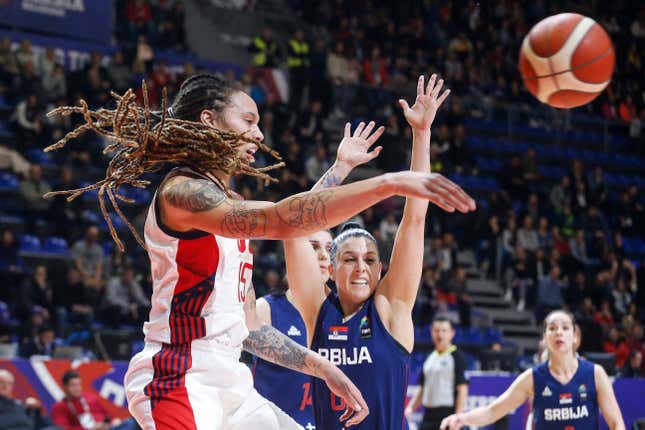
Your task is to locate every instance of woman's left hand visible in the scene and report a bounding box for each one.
[336,121,385,168]
[399,74,450,132]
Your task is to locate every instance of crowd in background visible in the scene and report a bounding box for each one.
[0,0,643,381]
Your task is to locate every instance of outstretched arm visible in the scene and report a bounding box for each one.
[243,282,369,426]
[159,169,472,240]
[441,369,533,429]
[379,75,474,351]
[285,121,385,340]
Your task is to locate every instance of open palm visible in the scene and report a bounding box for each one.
[336,121,385,168]
[399,74,450,131]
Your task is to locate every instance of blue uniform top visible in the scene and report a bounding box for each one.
[253,294,315,429]
[311,293,410,430]
[532,358,600,430]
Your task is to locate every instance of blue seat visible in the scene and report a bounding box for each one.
[0,173,19,192]
[19,235,41,252]
[42,237,69,255]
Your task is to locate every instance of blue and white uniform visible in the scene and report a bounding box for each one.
[253,294,315,429]
[311,293,410,430]
[532,359,599,429]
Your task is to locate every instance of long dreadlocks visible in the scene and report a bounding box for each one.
[44,74,284,251]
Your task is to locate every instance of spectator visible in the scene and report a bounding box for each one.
[305,145,331,184]
[17,265,54,322]
[0,36,19,85]
[42,64,67,102]
[19,324,57,358]
[517,215,539,254]
[505,246,533,311]
[71,226,104,288]
[362,45,388,87]
[51,370,137,430]
[0,228,23,297]
[10,94,43,147]
[106,52,131,93]
[549,175,572,213]
[19,164,51,230]
[0,369,59,430]
[619,351,643,377]
[603,327,630,368]
[101,265,150,328]
[39,47,57,77]
[14,40,34,71]
[536,265,566,321]
[55,267,97,334]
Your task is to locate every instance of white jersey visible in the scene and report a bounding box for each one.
[142,172,253,352]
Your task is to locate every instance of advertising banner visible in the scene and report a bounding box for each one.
[1,359,643,428]
[0,0,114,44]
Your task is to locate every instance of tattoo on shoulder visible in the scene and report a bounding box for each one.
[243,325,307,371]
[221,201,268,237]
[276,190,333,231]
[162,178,226,212]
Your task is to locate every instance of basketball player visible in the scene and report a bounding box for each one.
[253,121,386,429]
[284,75,473,429]
[45,74,474,430]
[440,310,625,430]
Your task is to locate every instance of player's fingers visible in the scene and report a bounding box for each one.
[345,406,369,426]
[431,77,444,99]
[398,99,410,112]
[353,121,365,137]
[344,122,351,138]
[437,88,451,105]
[361,121,376,139]
[426,73,437,95]
[367,146,383,160]
[437,176,476,211]
[339,407,354,422]
[366,126,385,146]
[417,75,424,96]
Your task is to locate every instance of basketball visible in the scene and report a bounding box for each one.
[519,13,615,109]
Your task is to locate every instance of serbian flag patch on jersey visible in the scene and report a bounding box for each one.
[328,325,348,341]
[559,393,573,404]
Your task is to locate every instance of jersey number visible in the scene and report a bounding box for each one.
[237,262,253,302]
[300,382,313,410]
[330,392,346,412]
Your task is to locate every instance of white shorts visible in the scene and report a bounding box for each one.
[124,339,302,430]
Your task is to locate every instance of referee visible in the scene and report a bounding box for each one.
[406,317,469,430]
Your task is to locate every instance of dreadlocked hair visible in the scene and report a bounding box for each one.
[43,73,284,252]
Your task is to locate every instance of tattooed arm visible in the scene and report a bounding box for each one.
[158,169,473,240]
[243,282,369,426]
[285,121,385,344]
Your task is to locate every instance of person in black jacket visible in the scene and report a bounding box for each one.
[0,369,60,430]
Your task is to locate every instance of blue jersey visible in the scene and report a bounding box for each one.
[253,294,315,429]
[311,293,410,430]
[532,359,599,429]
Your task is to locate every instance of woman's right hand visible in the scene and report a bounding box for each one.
[387,171,476,213]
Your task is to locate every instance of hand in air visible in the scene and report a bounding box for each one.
[336,121,385,168]
[399,74,450,131]
[320,364,370,426]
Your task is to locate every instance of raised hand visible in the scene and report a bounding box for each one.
[336,121,385,168]
[399,74,450,131]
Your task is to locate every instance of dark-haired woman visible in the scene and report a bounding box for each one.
[284,75,472,429]
[440,310,625,430]
[51,72,475,430]
[253,121,386,429]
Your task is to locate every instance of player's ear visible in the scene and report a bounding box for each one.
[200,109,221,128]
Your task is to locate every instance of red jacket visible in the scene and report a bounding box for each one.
[51,393,109,430]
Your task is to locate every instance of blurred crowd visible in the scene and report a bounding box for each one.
[0,0,643,379]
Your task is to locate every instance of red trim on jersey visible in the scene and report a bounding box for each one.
[174,235,219,295]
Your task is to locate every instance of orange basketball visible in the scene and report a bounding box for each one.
[519,13,615,109]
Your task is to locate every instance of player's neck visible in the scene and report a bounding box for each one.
[548,353,578,376]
